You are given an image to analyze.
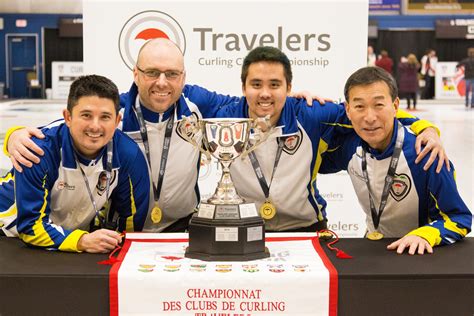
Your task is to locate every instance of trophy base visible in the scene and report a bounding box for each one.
[185,209,269,262]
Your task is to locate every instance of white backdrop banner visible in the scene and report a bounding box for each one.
[83,0,369,237]
[51,61,84,99]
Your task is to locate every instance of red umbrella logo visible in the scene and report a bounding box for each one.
[135,28,170,40]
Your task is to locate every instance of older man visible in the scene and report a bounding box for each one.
[320,67,471,254]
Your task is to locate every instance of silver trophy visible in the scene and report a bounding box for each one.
[180,116,271,261]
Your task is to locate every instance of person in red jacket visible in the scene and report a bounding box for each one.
[398,54,421,110]
[376,50,394,75]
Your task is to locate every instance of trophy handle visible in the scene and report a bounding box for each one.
[180,115,211,161]
[240,116,272,159]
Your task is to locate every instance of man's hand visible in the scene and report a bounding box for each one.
[8,127,44,172]
[414,127,449,173]
[288,91,334,106]
[387,235,433,255]
[77,229,123,253]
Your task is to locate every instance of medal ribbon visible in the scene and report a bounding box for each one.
[248,137,286,200]
[135,100,175,204]
[361,121,404,230]
[75,140,113,228]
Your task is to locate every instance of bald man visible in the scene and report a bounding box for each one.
[117,39,237,232]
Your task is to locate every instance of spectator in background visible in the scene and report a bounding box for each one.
[367,45,376,67]
[421,49,437,100]
[375,50,394,75]
[398,54,420,110]
[456,47,474,109]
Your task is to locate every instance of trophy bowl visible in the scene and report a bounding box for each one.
[180,117,270,261]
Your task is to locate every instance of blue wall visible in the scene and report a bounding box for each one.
[370,14,474,30]
[0,13,82,95]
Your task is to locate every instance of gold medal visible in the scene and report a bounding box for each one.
[367,231,384,240]
[318,231,334,241]
[259,201,276,220]
[151,204,162,224]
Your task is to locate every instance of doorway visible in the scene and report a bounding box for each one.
[6,34,39,98]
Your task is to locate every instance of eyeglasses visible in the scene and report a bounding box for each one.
[136,65,184,81]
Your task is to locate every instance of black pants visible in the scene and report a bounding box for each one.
[422,76,435,99]
[405,93,417,109]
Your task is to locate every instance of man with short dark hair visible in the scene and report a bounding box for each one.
[0,75,150,253]
[320,66,471,254]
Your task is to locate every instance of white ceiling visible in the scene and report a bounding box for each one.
[0,0,82,14]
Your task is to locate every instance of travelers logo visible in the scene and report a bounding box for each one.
[57,181,75,191]
[390,173,411,202]
[118,10,186,70]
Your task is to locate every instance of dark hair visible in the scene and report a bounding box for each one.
[241,46,292,85]
[344,66,398,102]
[67,75,120,114]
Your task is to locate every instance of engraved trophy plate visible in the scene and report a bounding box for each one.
[180,116,271,261]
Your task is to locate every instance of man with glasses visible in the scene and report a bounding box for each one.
[117,39,238,231]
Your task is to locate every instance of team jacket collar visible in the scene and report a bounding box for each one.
[121,83,192,130]
[60,124,121,170]
[363,118,401,160]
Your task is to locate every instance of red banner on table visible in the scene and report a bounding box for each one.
[110,234,337,316]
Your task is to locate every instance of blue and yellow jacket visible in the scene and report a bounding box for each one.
[320,119,471,245]
[0,123,150,252]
